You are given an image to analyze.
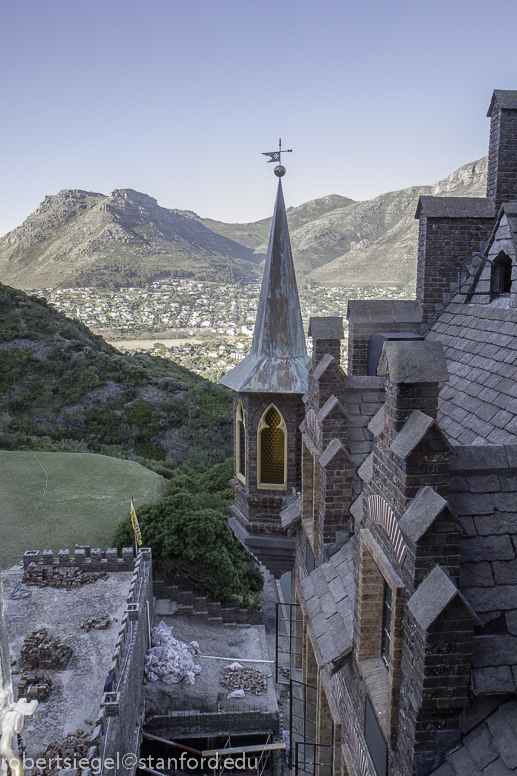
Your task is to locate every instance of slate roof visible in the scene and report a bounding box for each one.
[347,299,422,325]
[431,698,517,775]
[415,196,495,220]
[408,566,476,632]
[427,302,517,445]
[377,340,449,384]
[308,317,345,340]
[448,446,517,694]
[300,541,355,666]
[280,494,301,532]
[486,201,517,253]
[487,89,517,116]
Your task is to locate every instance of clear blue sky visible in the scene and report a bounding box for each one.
[1,0,516,236]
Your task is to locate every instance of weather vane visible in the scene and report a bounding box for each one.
[262,138,292,177]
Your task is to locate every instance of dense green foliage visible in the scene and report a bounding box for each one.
[113,459,264,610]
[0,283,232,466]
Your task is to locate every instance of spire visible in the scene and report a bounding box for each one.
[220,179,309,393]
[251,180,307,359]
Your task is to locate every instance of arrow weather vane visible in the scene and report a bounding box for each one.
[262,138,292,177]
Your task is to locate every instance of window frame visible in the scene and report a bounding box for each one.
[490,250,512,297]
[257,403,288,490]
[236,400,246,484]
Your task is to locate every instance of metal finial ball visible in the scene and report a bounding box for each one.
[274,164,286,177]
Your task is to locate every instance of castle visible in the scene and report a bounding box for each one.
[221,90,517,776]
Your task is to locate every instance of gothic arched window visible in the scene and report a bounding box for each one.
[258,405,287,488]
[236,401,246,483]
[491,251,512,297]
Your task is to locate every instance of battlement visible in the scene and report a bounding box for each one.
[23,545,136,574]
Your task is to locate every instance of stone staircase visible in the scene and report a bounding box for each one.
[153,583,263,625]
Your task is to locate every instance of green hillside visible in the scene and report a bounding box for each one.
[0,451,168,569]
[0,282,233,465]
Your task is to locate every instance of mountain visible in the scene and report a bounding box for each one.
[300,157,488,285]
[0,158,487,290]
[0,189,263,290]
[0,282,232,464]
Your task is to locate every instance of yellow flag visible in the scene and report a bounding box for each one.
[130,500,142,547]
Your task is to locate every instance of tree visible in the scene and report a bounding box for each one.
[113,459,263,610]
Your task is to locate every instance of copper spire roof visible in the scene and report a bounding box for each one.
[219,180,309,393]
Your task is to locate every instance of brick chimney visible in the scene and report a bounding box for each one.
[487,89,517,211]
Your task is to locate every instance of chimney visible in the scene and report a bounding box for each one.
[487,89,517,211]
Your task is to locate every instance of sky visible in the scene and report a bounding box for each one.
[1,0,517,236]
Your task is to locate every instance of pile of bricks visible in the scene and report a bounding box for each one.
[37,729,95,776]
[80,616,110,632]
[220,665,268,695]
[17,673,52,702]
[19,628,73,670]
[23,563,108,588]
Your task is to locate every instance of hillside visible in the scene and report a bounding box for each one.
[0,158,487,290]
[0,282,232,464]
[304,157,488,285]
[0,189,263,290]
[204,159,487,284]
[0,451,167,569]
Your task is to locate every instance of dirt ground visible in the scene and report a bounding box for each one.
[2,567,132,759]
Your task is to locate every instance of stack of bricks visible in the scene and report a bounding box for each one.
[80,616,110,632]
[23,562,108,587]
[19,628,73,670]
[17,673,52,702]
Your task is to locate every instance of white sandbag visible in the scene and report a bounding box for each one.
[227,689,245,699]
[144,622,203,684]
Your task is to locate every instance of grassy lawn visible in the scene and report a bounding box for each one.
[0,451,168,569]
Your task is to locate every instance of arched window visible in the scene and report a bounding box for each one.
[236,401,246,483]
[258,405,287,488]
[491,251,512,297]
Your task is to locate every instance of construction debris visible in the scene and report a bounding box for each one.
[145,620,202,685]
[36,729,91,776]
[17,673,52,702]
[220,665,268,695]
[19,628,73,670]
[80,616,110,632]
[24,563,108,588]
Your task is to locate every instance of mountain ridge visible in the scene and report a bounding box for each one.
[0,156,488,290]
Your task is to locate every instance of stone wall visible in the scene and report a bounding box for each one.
[90,548,153,776]
[23,546,135,575]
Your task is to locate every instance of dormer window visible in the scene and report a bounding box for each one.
[491,251,512,297]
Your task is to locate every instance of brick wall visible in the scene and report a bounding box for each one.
[395,599,474,776]
[487,104,517,210]
[92,549,153,775]
[231,391,305,532]
[415,215,494,330]
[346,301,423,376]
[318,447,354,559]
[23,546,135,574]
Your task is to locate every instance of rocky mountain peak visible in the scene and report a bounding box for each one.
[0,155,489,290]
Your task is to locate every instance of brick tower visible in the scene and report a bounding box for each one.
[220,175,309,577]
